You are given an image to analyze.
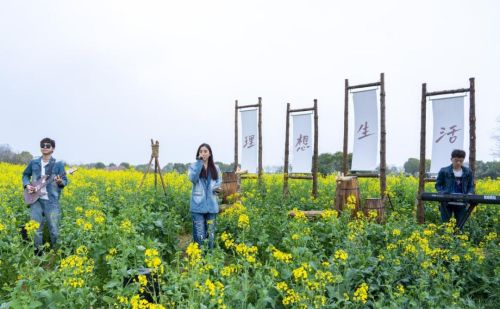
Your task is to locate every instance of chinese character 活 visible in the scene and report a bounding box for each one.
[435,125,461,144]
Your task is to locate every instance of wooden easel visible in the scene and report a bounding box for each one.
[139,139,167,196]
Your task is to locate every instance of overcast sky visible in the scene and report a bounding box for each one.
[1,0,498,167]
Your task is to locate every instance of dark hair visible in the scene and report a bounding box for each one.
[451,149,466,159]
[40,137,55,148]
[196,143,218,181]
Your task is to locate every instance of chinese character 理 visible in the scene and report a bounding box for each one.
[243,135,256,149]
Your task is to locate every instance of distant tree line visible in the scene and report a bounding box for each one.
[1,144,499,179]
[0,145,33,165]
[402,157,500,179]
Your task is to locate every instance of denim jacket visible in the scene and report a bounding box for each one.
[22,157,68,202]
[188,160,222,214]
[435,164,474,194]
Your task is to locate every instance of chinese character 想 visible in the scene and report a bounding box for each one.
[295,134,311,152]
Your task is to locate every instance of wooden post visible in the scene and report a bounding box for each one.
[234,100,239,172]
[283,103,291,198]
[417,83,427,224]
[139,156,153,188]
[312,99,319,198]
[153,140,158,190]
[469,77,476,190]
[258,97,263,184]
[156,157,168,196]
[343,79,349,175]
[379,73,387,200]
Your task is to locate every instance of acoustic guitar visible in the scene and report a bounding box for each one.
[24,167,77,205]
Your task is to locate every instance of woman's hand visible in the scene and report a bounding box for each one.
[198,154,209,162]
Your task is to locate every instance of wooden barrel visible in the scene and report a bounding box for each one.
[221,172,239,203]
[364,198,385,223]
[334,176,361,213]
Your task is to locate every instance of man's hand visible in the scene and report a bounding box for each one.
[55,175,64,186]
[27,184,36,193]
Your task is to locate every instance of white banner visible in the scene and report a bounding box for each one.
[241,109,258,173]
[351,89,379,171]
[292,113,313,173]
[430,96,465,173]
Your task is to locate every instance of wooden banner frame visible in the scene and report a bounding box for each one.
[416,77,476,224]
[342,73,387,201]
[234,97,263,183]
[283,100,319,198]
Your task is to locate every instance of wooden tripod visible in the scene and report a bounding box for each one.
[139,139,167,195]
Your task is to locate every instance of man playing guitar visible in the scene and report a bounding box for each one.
[22,138,68,256]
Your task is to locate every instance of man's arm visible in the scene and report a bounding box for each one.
[466,170,474,194]
[22,161,33,188]
[435,169,446,193]
[57,162,69,187]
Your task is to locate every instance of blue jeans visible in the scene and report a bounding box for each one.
[191,213,217,249]
[440,203,467,228]
[30,199,61,249]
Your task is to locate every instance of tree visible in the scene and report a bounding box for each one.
[94,162,106,169]
[404,158,419,175]
[0,144,33,164]
[404,158,430,176]
[162,163,174,173]
[475,160,500,179]
[119,162,131,169]
[317,152,352,175]
[0,145,15,162]
[387,165,402,175]
[215,161,235,173]
[318,153,335,175]
[172,163,188,174]
[16,151,33,165]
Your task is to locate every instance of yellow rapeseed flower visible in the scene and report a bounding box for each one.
[186,242,202,265]
[282,288,301,305]
[24,220,40,234]
[334,249,348,262]
[120,219,134,233]
[353,282,369,304]
[276,281,289,292]
[237,214,250,229]
[292,265,308,281]
[272,247,293,263]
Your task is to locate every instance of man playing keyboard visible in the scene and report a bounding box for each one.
[435,149,474,228]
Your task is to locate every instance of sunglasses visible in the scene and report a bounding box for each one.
[41,143,53,149]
